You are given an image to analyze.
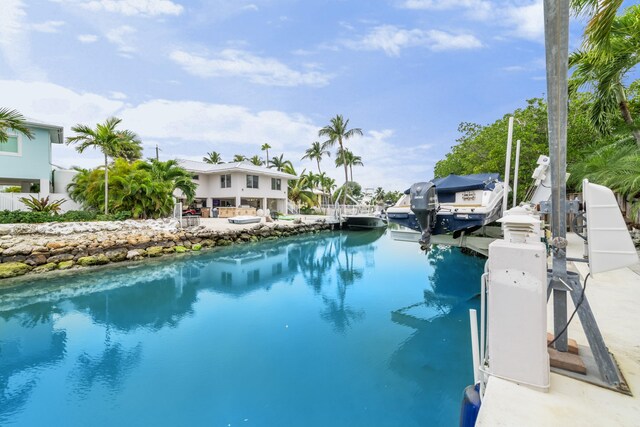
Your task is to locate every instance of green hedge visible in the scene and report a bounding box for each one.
[0,210,132,224]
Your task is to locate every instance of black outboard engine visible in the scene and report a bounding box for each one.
[409,182,438,250]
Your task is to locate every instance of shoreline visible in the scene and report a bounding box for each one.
[0,218,335,282]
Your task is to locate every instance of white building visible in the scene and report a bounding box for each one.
[177,160,296,213]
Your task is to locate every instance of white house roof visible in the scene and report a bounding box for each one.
[178,159,297,179]
[24,117,64,144]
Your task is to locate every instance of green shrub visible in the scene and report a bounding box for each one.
[0,209,131,224]
[3,186,21,193]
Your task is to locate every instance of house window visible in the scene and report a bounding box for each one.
[271,178,281,190]
[221,174,231,188]
[246,175,259,189]
[0,134,21,156]
[191,174,199,180]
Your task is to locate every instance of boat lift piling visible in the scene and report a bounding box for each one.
[512,139,521,208]
[502,117,514,215]
[543,0,623,388]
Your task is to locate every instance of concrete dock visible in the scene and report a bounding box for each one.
[476,233,640,425]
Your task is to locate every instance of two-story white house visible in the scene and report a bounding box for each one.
[177,160,296,214]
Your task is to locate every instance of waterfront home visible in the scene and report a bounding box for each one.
[177,159,296,213]
[0,118,63,195]
[0,118,81,212]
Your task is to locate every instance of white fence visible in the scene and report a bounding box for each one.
[0,193,82,213]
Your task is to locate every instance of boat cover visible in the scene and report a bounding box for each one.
[432,173,499,193]
[403,173,500,195]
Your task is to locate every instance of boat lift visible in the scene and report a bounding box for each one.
[469,0,637,402]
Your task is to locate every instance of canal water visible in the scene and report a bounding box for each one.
[0,230,484,426]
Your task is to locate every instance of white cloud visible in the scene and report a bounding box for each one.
[502,65,525,72]
[401,0,490,11]
[106,25,137,55]
[109,91,128,99]
[80,0,184,17]
[30,21,66,33]
[399,0,545,42]
[77,34,99,43]
[0,79,434,189]
[169,49,332,87]
[503,0,543,42]
[0,0,46,80]
[346,25,482,56]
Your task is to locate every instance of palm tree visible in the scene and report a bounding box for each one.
[569,5,640,146]
[335,148,364,182]
[374,187,385,202]
[261,143,272,166]
[318,115,363,204]
[269,154,293,172]
[288,171,317,208]
[203,151,223,164]
[66,117,142,214]
[570,0,624,50]
[248,155,264,166]
[139,159,197,203]
[301,141,331,173]
[232,154,247,162]
[0,108,34,143]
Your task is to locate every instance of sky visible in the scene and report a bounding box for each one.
[0,0,622,190]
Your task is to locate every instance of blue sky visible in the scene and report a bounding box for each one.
[0,0,618,190]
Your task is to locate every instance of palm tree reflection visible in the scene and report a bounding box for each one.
[318,230,384,333]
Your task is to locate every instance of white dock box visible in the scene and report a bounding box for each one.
[487,239,549,391]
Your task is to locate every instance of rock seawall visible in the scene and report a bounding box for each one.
[0,220,333,280]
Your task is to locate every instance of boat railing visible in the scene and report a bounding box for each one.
[321,204,377,219]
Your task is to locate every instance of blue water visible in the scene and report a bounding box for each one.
[0,230,484,427]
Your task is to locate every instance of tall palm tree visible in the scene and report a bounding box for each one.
[569,5,640,146]
[248,155,264,166]
[261,143,272,167]
[269,154,293,172]
[139,159,197,203]
[335,148,364,182]
[301,141,331,173]
[66,117,142,214]
[203,151,223,164]
[318,115,363,204]
[232,154,247,162]
[0,108,34,143]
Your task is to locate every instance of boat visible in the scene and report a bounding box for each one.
[227,216,262,224]
[386,173,504,245]
[344,211,387,230]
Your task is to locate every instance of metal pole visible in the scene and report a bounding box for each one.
[512,140,521,208]
[502,117,514,215]
[544,0,569,352]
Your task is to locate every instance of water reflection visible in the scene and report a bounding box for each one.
[0,310,66,424]
[389,246,483,425]
[0,230,390,422]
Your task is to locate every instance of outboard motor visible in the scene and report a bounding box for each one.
[409,182,438,250]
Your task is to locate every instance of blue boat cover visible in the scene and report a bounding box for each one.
[402,173,500,198]
[432,173,500,193]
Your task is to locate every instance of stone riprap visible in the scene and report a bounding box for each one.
[0,220,333,281]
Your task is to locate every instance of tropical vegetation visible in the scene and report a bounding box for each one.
[203,151,223,164]
[318,115,363,204]
[66,117,143,214]
[67,158,195,219]
[301,141,330,173]
[0,108,34,143]
[19,195,66,214]
[434,3,640,213]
